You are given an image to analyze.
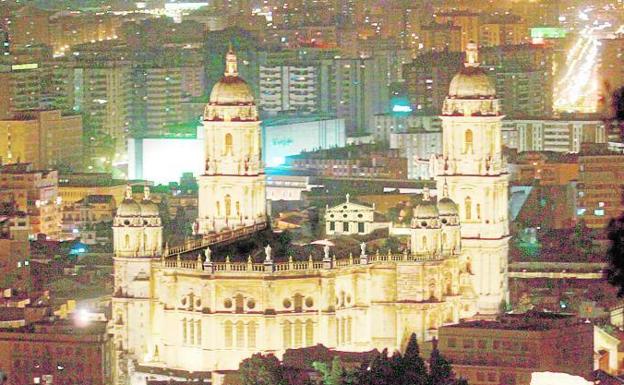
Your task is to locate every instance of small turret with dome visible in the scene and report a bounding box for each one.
[117,185,141,217]
[113,185,163,258]
[140,186,160,217]
[442,42,501,117]
[437,181,459,219]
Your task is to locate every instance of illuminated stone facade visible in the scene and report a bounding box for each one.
[436,43,510,315]
[110,50,499,384]
[195,49,266,234]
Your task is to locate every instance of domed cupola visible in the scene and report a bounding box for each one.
[437,181,459,219]
[204,45,258,122]
[414,187,439,220]
[442,42,501,117]
[139,186,159,217]
[117,186,141,217]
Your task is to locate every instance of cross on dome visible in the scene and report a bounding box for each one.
[465,41,479,68]
[225,42,238,77]
[144,186,151,201]
[125,185,132,200]
[443,180,449,198]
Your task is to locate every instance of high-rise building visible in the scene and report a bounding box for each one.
[195,49,266,234]
[74,61,131,162]
[479,14,528,47]
[434,11,481,52]
[577,143,624,229]
[437,312,594,385]
[0,211,30,291]
[0,110,83,169]
[0,163,61,239]
[506,117,606,153]
[421,22,462,53]
[435,43,509,314]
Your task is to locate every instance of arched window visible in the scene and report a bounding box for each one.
[464,129,473,154]
[225,133,233,155]
[225,195,232,217]
[476,203,481,220]
[196,320,201,345]
[294,320,303,348]
[429,280,436,300]
[283,321,292,349]
[340,318,346,345]
[248,321,256,348]
[305,320,314,346]
[216,201,221,217]
[189,319,195,344]
[182,318,187,344]
[236,201,240,217]
[124,234,130,249]
[236,321,245,348]
[465,196,472,221]
[421,236,427,251]
[224,321,233,348]
[442,233,447,249]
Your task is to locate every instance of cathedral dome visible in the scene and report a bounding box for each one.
[448,68,495,99]
[208,48,254,105]
[438,197,459,216]
[209,77,254,105]
[448,42,495,99]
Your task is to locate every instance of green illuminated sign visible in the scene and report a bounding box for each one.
[531,27,567,39]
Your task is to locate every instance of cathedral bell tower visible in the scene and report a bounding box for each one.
[436,42,509,315]
[195,48,266,234]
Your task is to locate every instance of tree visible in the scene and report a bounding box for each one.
[402,334,427,385]
[606,215,624,296]
[313,356,351,385]
[239,353,285,385]
[428,348,454,385]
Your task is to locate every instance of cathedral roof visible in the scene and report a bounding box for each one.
[437,182,459,216]
[208,48,255,106]
[448,42,496,99]
[139,187,159,217]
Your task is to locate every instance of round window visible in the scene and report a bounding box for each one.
[358,213,363,218]
[305,297,314,307]
[343,205,347,209]
[421,221,428,227]
[143,220,148,225]
[343,214,348,218]
[224,299,232,308]
[283,299,292,309]
[123,220,130,225]
[441,218,448,224]
[247,299,256,309]
[330,214,334,218]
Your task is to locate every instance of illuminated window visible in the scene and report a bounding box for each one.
[225,133,233,155]
[465,196,472,221]
[577,208,586,216]
[236,321,244,348]
[248,321,256,348]
[305,320,314,346]
[464,129,473,154]
[224,321,232,348]
[594,209,605,216]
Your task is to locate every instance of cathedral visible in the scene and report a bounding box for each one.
[111,45,508,385]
